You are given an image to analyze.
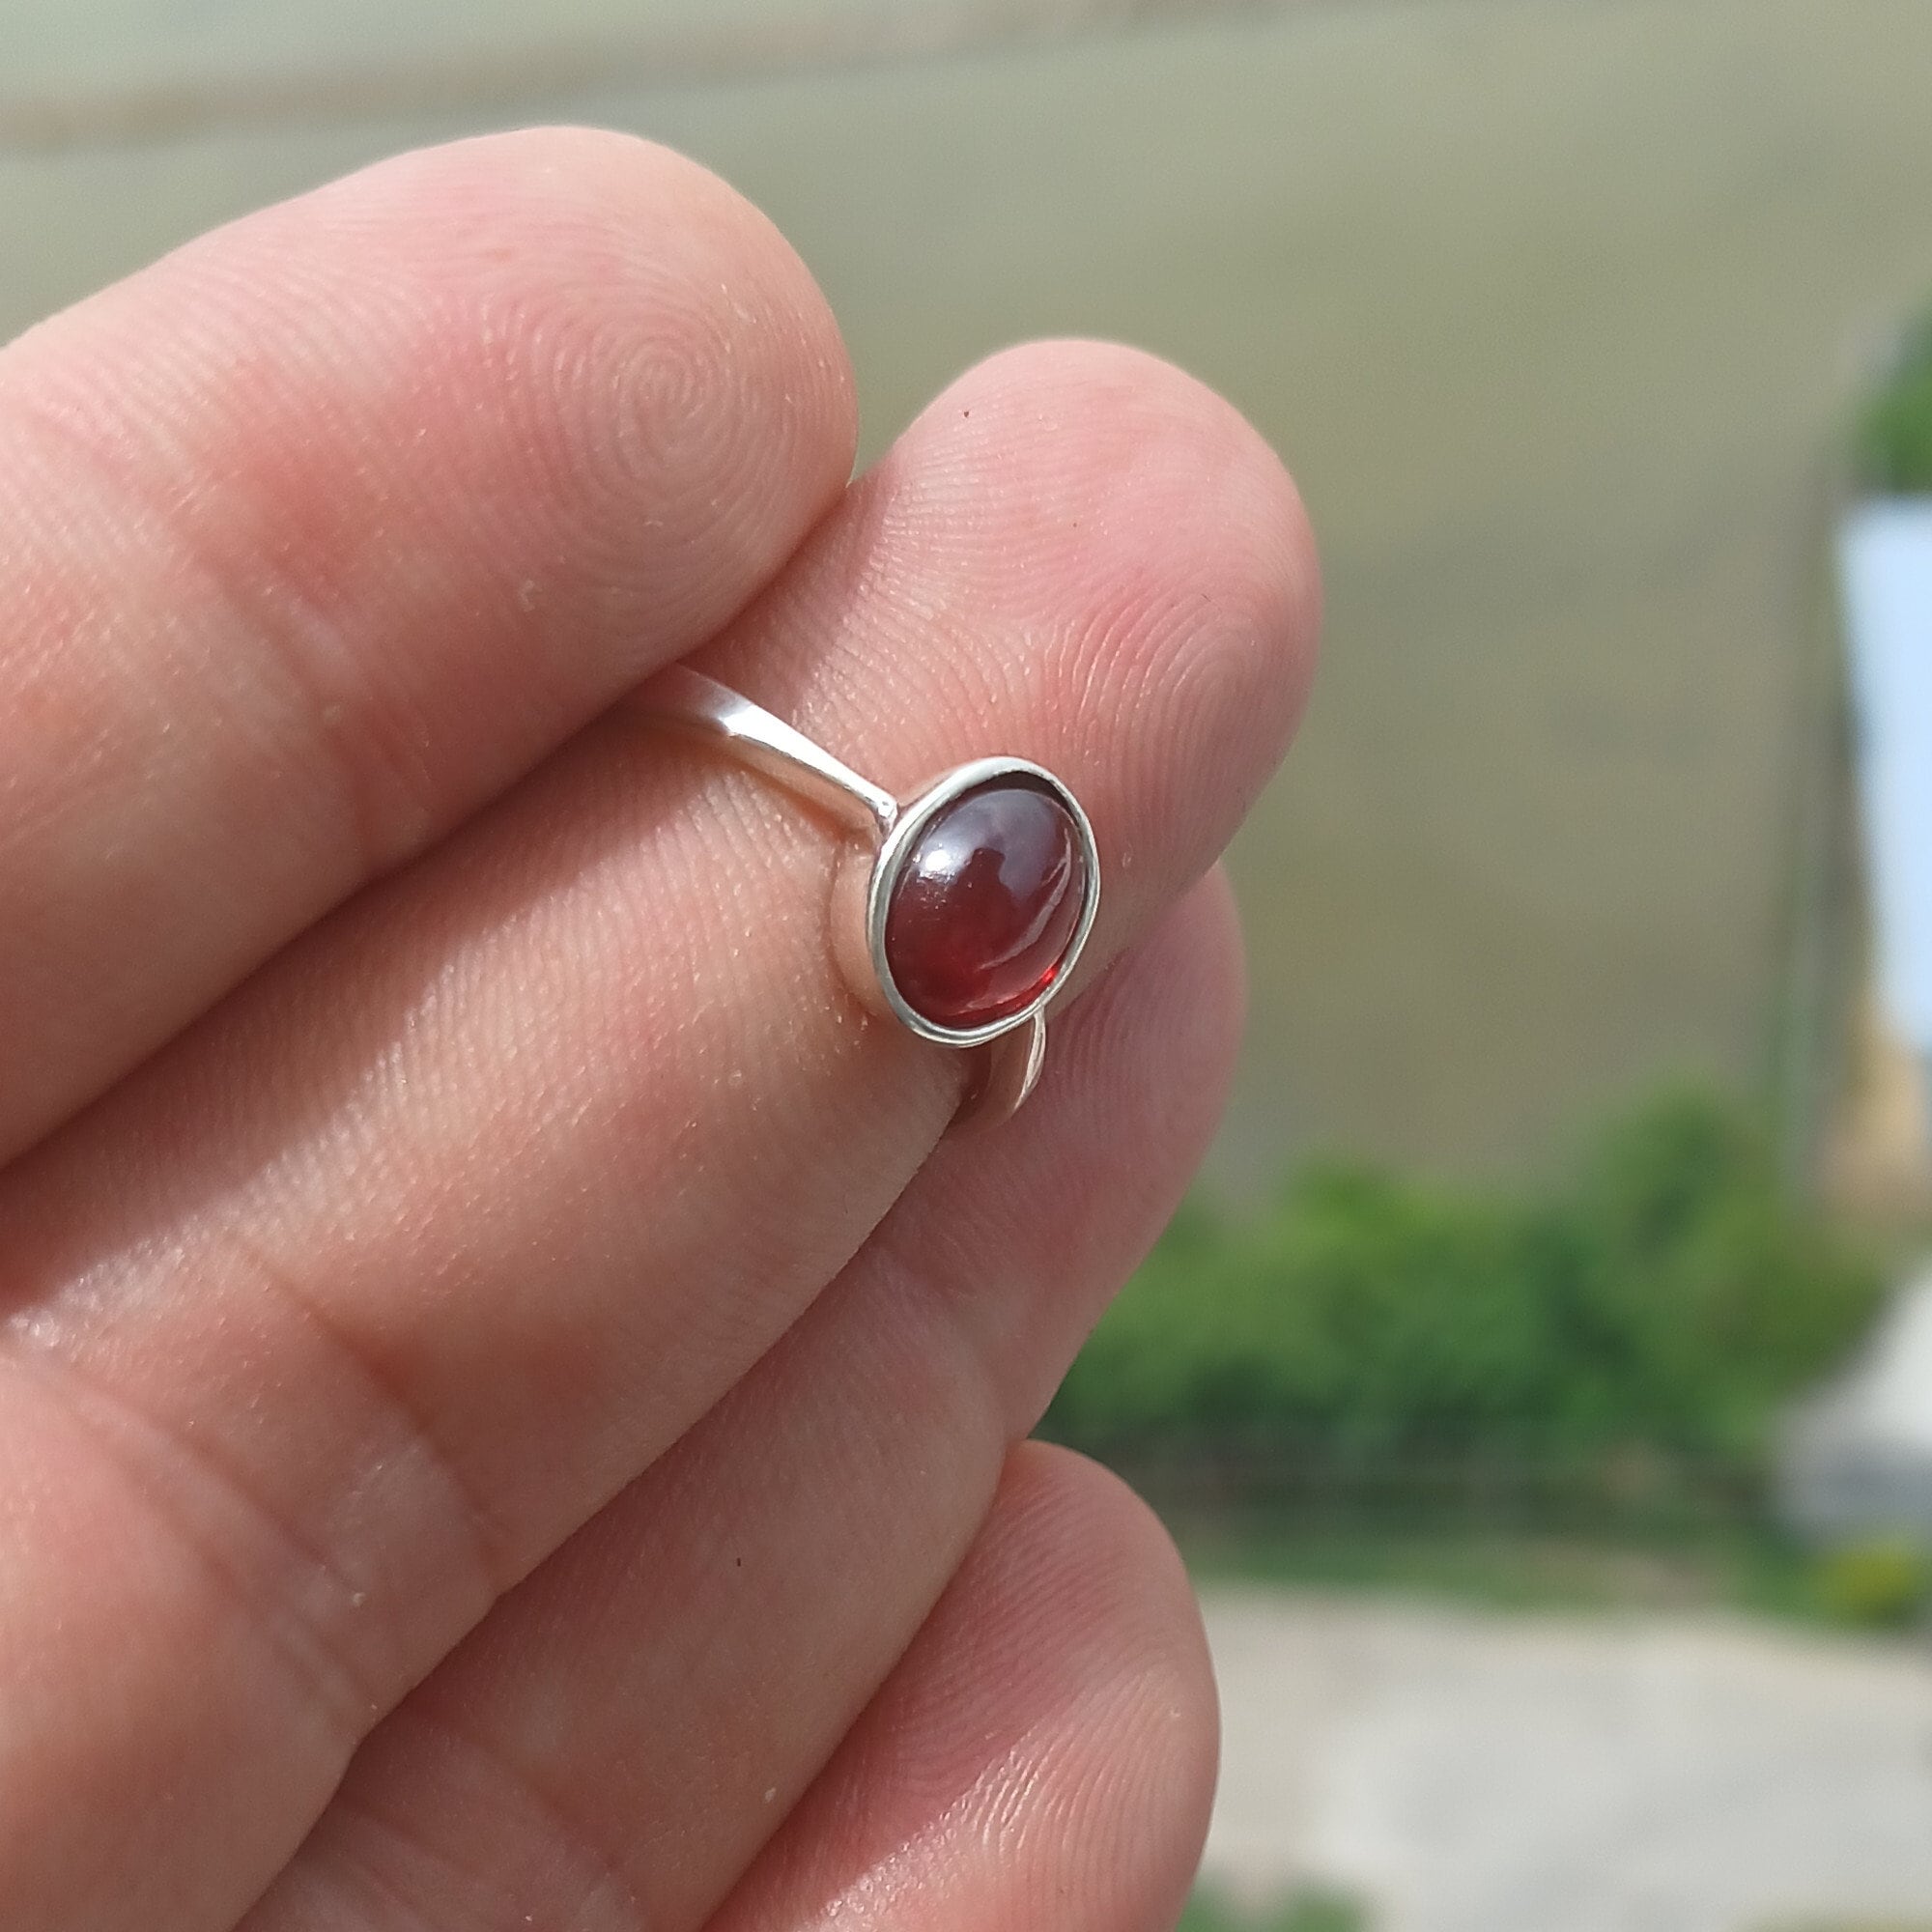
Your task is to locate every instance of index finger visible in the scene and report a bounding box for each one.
[0,127,855,1163]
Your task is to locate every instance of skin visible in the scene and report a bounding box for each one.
[0,128,1319,1931]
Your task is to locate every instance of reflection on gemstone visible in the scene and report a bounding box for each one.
[884,779,1088,1028]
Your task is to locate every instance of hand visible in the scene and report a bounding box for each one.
[0,129,1318,1931]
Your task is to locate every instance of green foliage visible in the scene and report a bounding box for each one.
[1179,1888,1367,1932]
[1178,1520,1830,1621]
[1811,1538,1932,1630]
[1855,313,1932,494]
[1046,1091,1882,1505]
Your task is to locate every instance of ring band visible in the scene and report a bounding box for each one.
[638,666,1100,1126]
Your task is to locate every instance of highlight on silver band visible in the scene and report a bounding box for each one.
[636,665,1100,1124]
[641,664,897,839]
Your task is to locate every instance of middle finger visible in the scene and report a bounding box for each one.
[243,870,1240,1932]
[0,340,1315,1932]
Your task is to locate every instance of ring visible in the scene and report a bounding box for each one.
[638,666,1100,1126]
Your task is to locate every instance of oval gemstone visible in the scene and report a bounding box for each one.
[884,780,1088,1029]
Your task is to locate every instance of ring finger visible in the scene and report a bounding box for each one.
[246,872,1237,1930]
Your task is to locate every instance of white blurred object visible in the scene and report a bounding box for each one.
[1781,1268,1932,1542]
[1802,504,1932,1535]
[1839,499,1932,1064]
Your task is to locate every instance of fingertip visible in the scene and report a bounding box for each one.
[914,337,1320,797]
[996,1437,1216,1719]
[794,336,1317,933]
[0,128,863,1163]
[7,127,861,660]
[914,1439,1222,1925]
[331,128,864,544]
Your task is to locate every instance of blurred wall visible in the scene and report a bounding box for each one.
[6,0,1932,1188]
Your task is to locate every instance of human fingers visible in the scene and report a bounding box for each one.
[0,126,854,1163]
[243,872,1238,1931]
[707,1441,1218,1932]
[0,345,1312,1931]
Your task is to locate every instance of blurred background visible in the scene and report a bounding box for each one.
[7,2,1932,1927]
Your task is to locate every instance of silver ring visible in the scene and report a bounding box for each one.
[638,665,1100,1126]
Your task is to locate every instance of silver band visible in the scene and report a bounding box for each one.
[637,665,1100,1126]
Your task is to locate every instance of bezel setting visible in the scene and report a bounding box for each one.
[639,665,1102,1127]
[856,756,1101,1048]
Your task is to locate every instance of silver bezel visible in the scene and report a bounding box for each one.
[864,756,1101,1048]
[634,669,1102,1086]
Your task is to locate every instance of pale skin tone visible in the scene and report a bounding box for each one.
[0,128,1320,1930]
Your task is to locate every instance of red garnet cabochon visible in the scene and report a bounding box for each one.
[882,779,1089,1029]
